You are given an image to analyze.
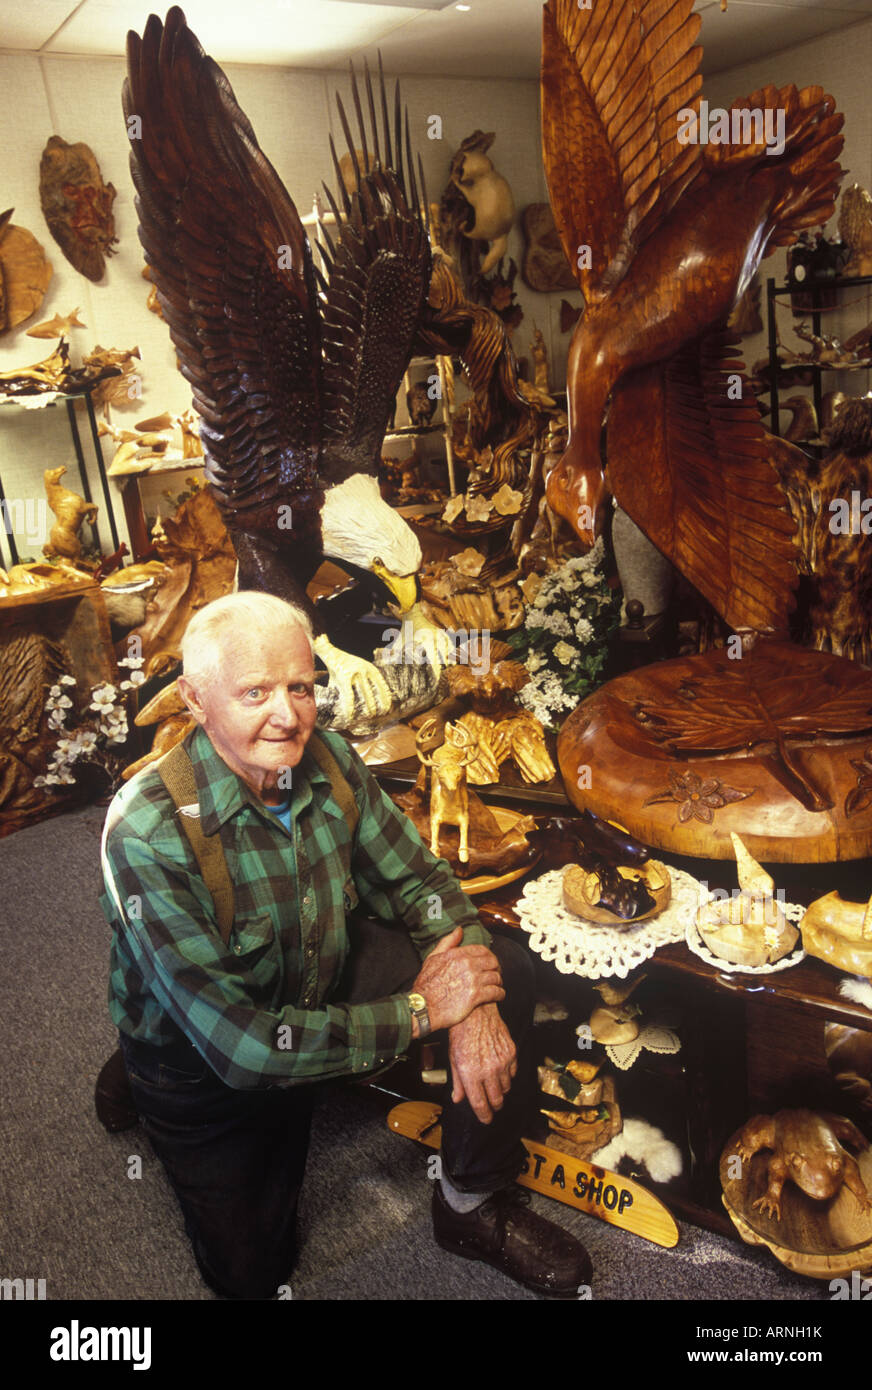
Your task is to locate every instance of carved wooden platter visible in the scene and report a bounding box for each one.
[558,642,872,862]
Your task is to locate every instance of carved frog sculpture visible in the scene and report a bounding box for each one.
[736,1109,872,1221]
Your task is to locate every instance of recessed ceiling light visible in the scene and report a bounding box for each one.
[456,3,472,9]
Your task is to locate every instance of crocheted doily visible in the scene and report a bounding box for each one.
[515,866,700,978]
[604,1023,682,1071]
[685,895,806,974]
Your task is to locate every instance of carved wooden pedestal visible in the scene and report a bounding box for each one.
[558,641,872,862]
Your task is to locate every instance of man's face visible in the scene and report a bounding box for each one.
[179,625,317,802]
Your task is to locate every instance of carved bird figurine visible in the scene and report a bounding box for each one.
[124,7,433,716]
[541,0,844,635]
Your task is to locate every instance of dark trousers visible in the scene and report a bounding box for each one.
[120,924,535,1300]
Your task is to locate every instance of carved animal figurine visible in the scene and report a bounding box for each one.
[541,0,844,636]
[780,394,818,443]
[405,381,435,428]
[793,321,843,365]
[415,717,477,864]
[735,1109,871,1221]
[26,307,86,340]
[42,466,98,562]
[125,9,438,724]
[444,131,515,277]
[838,184,872,278]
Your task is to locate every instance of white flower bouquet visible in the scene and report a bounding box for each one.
[34,656,146,795]
[507,538,620,730]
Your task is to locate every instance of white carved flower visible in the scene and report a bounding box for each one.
[553,640,578,666]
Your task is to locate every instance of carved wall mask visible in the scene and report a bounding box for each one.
[39,136,118,282]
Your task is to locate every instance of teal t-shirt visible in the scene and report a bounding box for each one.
[265,795,293,835]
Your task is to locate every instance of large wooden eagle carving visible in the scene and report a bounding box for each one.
[541,0,845,635]
[124,7,432,713]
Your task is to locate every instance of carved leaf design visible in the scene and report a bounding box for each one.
[635,642,872,812]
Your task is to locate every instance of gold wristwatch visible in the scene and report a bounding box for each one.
[407,991,431,1037]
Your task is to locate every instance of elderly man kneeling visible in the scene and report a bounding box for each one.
[99,591,591,1299]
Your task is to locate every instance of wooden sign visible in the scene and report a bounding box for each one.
[388,1100,679,1249]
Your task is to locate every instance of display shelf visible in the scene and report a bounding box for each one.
[0,383,120,565]
[766,273,872,439]
[476,881,872,1031]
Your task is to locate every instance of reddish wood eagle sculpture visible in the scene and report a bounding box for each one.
[541,0,844,635]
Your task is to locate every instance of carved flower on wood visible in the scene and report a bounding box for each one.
[643,769,751,824]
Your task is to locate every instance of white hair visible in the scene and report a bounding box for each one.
[181,591,314,690]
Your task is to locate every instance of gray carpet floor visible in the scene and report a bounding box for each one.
[0,803,835,1303]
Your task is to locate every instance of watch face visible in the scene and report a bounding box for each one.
[408,993,426,1012]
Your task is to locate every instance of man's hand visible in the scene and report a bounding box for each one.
[410,926,504,1033]
[448,1002,517,1125]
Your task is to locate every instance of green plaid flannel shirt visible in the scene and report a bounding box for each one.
[100,723,491,1089]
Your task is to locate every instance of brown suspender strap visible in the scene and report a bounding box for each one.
[156,732,359,947]
[308,732,360,839]
[158,740,236,945]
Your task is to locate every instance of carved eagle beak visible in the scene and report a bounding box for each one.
[372,561,417,614]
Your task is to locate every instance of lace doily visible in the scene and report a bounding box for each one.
[604,1023,682,1071]
[515,865,700,978]
[685,894,806,974]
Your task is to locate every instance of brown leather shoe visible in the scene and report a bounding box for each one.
[432,1183,592,1298]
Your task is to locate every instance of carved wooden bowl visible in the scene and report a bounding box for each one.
[558,641,872,862]
[720,1125,872,1280]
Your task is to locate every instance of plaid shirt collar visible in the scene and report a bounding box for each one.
[188,723,331,835]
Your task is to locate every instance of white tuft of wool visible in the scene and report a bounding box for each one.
[594,1119,683,1184]
[838,976,872,1011]
[320,474,421,577]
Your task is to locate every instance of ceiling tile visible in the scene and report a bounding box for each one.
[42,0,423,63]
[0,2,82,50]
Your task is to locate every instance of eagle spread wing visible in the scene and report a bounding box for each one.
[541,0,704,304]
[318,62,432,483]
[607,333,798,633]
[125,7,431,550]
[124,7,322,544]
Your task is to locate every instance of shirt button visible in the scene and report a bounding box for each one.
[305,944,315,958]
[303,895,311,906]
[233,945,242,955]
